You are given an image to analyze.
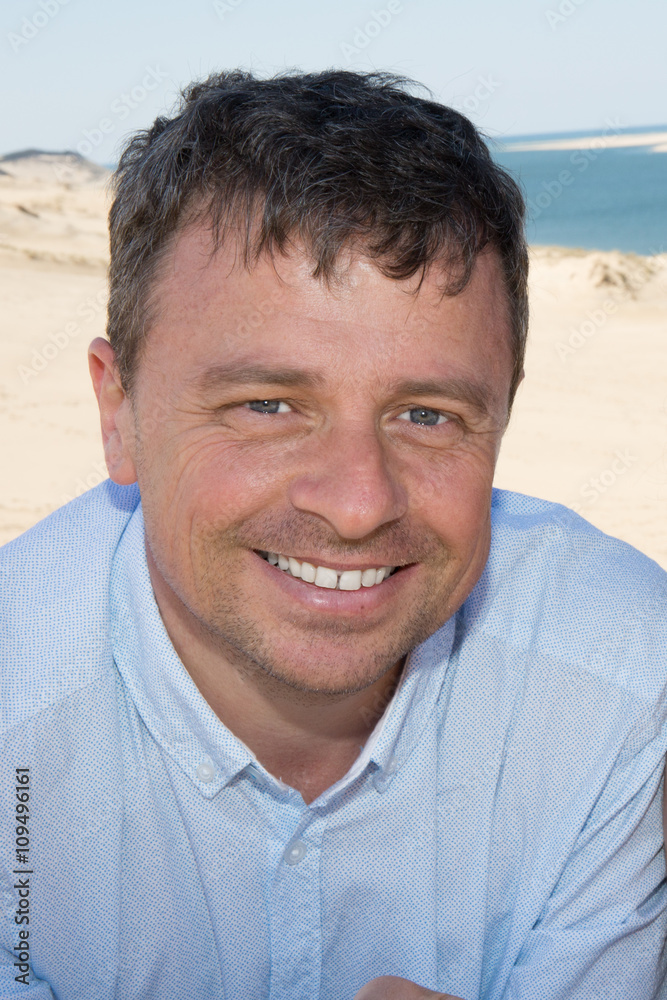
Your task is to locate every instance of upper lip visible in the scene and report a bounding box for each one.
[255,549,407,572]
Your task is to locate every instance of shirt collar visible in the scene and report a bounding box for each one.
[110,503,455,802]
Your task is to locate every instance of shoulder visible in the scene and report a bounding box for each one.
[0,480,140,731]
[464,489,667,701]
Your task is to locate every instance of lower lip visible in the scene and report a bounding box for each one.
[251,551,417,615]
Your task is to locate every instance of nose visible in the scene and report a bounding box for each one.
[287,423,408,540]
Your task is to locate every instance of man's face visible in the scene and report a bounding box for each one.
[109,228,514,696]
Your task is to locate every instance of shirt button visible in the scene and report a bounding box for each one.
[373,756,398,793]
[283,840,307,865]
[196,761,216,783]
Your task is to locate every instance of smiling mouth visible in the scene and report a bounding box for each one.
[256,550,400,591]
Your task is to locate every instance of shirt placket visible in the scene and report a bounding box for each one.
[265,794,326,1000]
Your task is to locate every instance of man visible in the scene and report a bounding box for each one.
[1,69,666,1000]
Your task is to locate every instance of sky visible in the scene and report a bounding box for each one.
[1,0,666,164]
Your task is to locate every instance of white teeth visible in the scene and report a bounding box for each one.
[262,551,397,591]
[300,561,316,583]
[314,565,338,589]
[339,570,362,591]
[288,557,302,579]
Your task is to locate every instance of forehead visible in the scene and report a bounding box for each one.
[145,224,513,399]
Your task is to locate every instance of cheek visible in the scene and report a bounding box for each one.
[405,446,495,550]
[140,429,293,529]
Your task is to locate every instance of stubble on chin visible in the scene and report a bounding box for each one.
[179,524,462,698]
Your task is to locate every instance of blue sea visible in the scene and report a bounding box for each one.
[490,125,667,255]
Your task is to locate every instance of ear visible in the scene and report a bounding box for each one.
[88,338,138,485]
[503,368,525,431]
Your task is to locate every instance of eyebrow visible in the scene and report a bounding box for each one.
[192,363,492,415]
[386,376,492,416]
[192,362,326,394]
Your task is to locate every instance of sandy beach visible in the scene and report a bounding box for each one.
[1,151,666,569]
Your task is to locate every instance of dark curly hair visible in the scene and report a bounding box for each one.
[107,69,527,402]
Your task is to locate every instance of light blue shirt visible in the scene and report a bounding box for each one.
[1,481,667,1000]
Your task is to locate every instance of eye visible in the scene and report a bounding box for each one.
[245,399,293,415]
[397,407,450,426]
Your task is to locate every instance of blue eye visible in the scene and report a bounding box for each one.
[398,408,448,426]
[246,400,291,414]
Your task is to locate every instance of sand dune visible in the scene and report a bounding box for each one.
[1,152,666,568]
[0,150,110,267]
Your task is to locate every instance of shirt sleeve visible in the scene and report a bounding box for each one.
[502,713,667,1000]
